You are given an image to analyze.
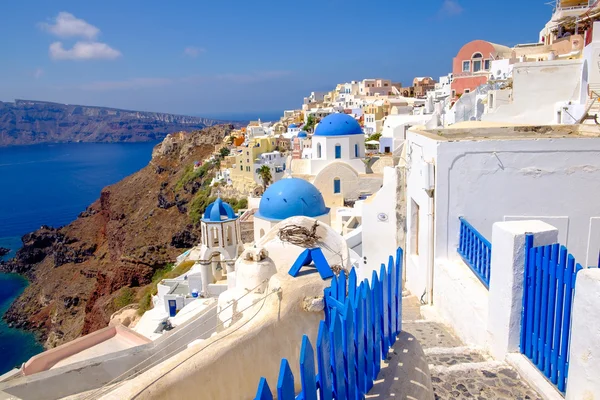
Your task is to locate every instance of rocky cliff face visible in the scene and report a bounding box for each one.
[0,100,241,146]
[0,125,234,348]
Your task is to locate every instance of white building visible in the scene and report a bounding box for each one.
[403,124,600,304]
[253,151,287,185]
[283,123,301,139]
[309,113,366,176]
[158,198,243,316]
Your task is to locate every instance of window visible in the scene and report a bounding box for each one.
[246,159,250,163]
[333,178,341,194]
[410,199,419,255]
[335,144,342,159]
[212,227,219,247]
[462,60,471,72]
[452,89,456,98]
[354,143,359,157]
[226,226,232,245]
[472,52,483,72]
[240,165,243,171]
[464,89,470,94]
[317,143,322,158]
[484,59,491,70]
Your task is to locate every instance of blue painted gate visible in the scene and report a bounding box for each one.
[520,236,583,393]
[254,248,403,400]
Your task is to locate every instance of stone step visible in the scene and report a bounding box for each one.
[424,346,489,368]
[430,363,542,400]
[402,321,463,349]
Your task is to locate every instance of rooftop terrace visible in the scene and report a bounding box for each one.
[415,123,600,141]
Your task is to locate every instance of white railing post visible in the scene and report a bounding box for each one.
[566,268,600,399]
[487,220,557,360]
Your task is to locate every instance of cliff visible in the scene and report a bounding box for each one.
[0,100,241,146]
[0,125,238,348]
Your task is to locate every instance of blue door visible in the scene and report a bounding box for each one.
[334,178,341,194]
[335,145,341,159]
[168,300,177,317]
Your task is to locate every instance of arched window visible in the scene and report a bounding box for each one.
[211,227,219,247]
[333,178,341,194]
[317,143,322,158]
[335,144,342,159]
[226,225,233,245]
[259,228,265,238]
[354,143,359,158]
[472,52,483,73]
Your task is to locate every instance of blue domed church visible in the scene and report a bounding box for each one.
[253,178,331,240]
[289,113,382,208]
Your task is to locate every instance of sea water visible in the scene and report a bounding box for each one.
[0,141,157,374]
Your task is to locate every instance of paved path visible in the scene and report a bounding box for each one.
[401,295,543,400]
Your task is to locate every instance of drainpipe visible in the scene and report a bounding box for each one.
[427,189,435,305]
[422,160,435,305]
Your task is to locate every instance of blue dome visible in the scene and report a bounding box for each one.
[256,178,329,222]
[288,124,298,129]
[297,131,308,138]
[203,197,237,222]
[314,113,362,137]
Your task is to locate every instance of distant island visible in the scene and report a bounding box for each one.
[0,99,244,146]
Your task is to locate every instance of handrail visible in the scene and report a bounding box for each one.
[457,217,491,288]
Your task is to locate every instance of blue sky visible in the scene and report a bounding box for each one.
[0,0,551,117]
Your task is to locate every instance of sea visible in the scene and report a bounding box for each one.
[0,141,158,374]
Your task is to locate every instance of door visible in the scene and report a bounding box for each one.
[168,299,177,317]
[385,146,391,153]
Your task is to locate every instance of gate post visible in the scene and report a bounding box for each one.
[566,268,600,399]
[487,221,558,360]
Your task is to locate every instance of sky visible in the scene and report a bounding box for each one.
[0,0,552,118]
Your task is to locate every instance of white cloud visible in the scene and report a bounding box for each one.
[39,12,99,39]
[80,77,173,91]
[50,41,121,61]
[33,68,44,79]
[439,0,463,17]
[184,46,205,57]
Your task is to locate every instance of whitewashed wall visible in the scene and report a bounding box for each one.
[483,59,584,125]
[433,136,600,266]
[360,167,399,282]
[404,132,438,300]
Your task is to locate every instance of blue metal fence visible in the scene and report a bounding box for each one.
[254,248,403,400]
[457,217,491,288]
[520,236,585,393]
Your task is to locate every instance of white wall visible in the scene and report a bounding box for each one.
[566,268,600,400]
[310,134,366,175]
[404,133,438,300]
[431,136,600,266]
[483,59,584,125]
[360,167,399,282]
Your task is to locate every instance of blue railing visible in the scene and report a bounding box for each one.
[254,248,403,400]
[457,217,491,288]
[520,237,588,393]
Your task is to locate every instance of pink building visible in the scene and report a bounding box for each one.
[451,40,512,101]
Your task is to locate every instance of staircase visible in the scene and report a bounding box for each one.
[401,295,543,400]
[582,85,600,124]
